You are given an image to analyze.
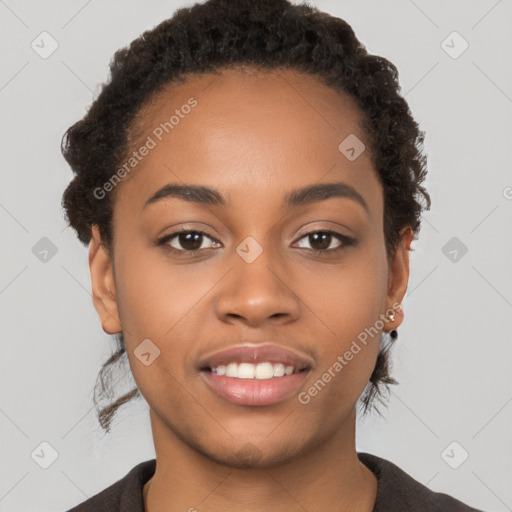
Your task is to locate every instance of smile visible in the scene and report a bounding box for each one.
[198,343,313,406]
[210,362,296,379]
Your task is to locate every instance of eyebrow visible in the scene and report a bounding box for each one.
[143,182,369,214]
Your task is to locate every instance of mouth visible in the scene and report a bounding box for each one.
[198,343,313,406]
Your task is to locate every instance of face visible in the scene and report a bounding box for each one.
[89,67,412,468]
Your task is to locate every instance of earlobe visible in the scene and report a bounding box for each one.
[89,225,122,334]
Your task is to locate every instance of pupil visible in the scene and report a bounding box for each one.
[180,232,202,250]
[311,232,330,250]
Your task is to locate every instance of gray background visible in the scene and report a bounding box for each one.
[1,0,511,510]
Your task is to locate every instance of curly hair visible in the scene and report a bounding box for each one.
[61,0,430,433]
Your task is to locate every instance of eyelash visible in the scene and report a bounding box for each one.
[155,228,355,256]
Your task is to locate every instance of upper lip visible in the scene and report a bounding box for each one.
[198,343,314,371]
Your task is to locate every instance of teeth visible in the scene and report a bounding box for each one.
[226,362,238,377]
[210,362,297,379]
[238,363,255,379]
[273,363,285,377]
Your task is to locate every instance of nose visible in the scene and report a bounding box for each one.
[215,249,301,328]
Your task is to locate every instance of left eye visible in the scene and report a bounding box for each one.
[294,231,352,252]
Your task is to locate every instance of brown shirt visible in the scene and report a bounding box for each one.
[66,452,485,511]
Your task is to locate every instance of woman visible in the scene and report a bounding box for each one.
[61,0,483,510]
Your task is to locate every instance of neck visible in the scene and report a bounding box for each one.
[144,408,377,512]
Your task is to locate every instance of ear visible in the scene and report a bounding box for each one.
[385,225,413,331]
[89,224,122,334]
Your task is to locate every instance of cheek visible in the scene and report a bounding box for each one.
[114,243,202,335]
[112,245,221,383]
[305,247,389,338]
[301,243,389,391]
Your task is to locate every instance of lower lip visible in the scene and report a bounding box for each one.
[202,370,310,406]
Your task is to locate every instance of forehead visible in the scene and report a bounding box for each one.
[131,66,365,146]
[114,66,381,215]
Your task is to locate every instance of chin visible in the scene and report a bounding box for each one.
[193,437,305,469]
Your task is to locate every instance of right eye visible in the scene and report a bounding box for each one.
[156,229,222,254]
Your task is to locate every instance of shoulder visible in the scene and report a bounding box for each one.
[357,452,485,512]
[65,459,156,512]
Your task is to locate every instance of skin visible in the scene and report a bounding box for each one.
[89,67,412,512]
